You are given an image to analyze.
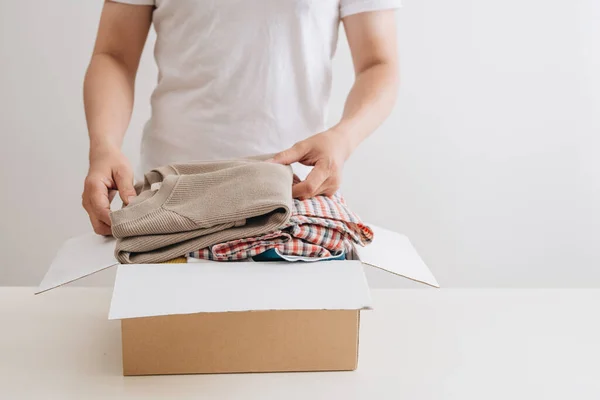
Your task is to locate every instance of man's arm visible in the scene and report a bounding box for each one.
[338,10,400,153]
[82,1,152,235]
[271,10,399,198]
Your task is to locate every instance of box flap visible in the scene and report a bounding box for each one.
[354,224,439,288]
[36,233,119,294]
[109,261,372,320]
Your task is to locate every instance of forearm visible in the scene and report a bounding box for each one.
[334,61,399,156]
[83,53,135,154]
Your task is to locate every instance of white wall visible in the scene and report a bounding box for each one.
[0,0,598,288]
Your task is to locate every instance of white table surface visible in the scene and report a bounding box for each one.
[1,287,599,400]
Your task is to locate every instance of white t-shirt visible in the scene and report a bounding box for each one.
[113,0,401,179]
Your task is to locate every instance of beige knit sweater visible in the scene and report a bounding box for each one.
[110,158,293,264]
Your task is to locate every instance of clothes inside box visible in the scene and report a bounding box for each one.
[111,157,372,264]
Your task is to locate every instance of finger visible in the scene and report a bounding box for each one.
[321,186,338,197]
[292,161,329,199]
[108,189,117,204]
[85,179,113,226]
[269,142,307,165]
[317,176,341,197]
[90,216,112,236]
[113,165,136,205]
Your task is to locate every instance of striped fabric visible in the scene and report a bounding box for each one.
[188,193,373,261]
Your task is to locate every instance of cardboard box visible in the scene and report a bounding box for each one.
[37,225,438,375]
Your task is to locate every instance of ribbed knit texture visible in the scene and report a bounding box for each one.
[110,157,293,263]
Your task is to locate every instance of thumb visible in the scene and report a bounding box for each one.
[269,143,306,165]
[113,165,136,205]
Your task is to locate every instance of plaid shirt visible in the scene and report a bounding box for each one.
[188,193,373,261]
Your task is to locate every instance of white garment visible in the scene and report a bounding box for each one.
[112,0,401,180]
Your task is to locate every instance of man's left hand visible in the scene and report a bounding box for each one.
[269,128,352,199]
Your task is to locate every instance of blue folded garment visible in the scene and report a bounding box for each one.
[252,248,346,262]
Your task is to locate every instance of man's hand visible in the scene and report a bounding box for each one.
[269,129,352,199]
[82,143,136,235]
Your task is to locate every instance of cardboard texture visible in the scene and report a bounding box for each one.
[37,223,438,375]
[121,310,359,375]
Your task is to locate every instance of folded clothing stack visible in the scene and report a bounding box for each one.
[188,193,373,262]
[110,158,294,264]
[110,156,373,264]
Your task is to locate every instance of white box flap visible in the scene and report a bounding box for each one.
[36,233,119,294]
[109,261,372,319]
[355,224,439,288]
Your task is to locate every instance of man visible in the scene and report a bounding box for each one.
[82,0,400,235]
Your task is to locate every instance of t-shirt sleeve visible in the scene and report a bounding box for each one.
[340,0,402,18]
[109,0,155,5]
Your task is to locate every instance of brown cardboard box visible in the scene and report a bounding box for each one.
[37,225,439,376]
[109,260,373,376]
[121,310,360,375]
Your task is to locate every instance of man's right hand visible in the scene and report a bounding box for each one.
[82,143,136,236]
